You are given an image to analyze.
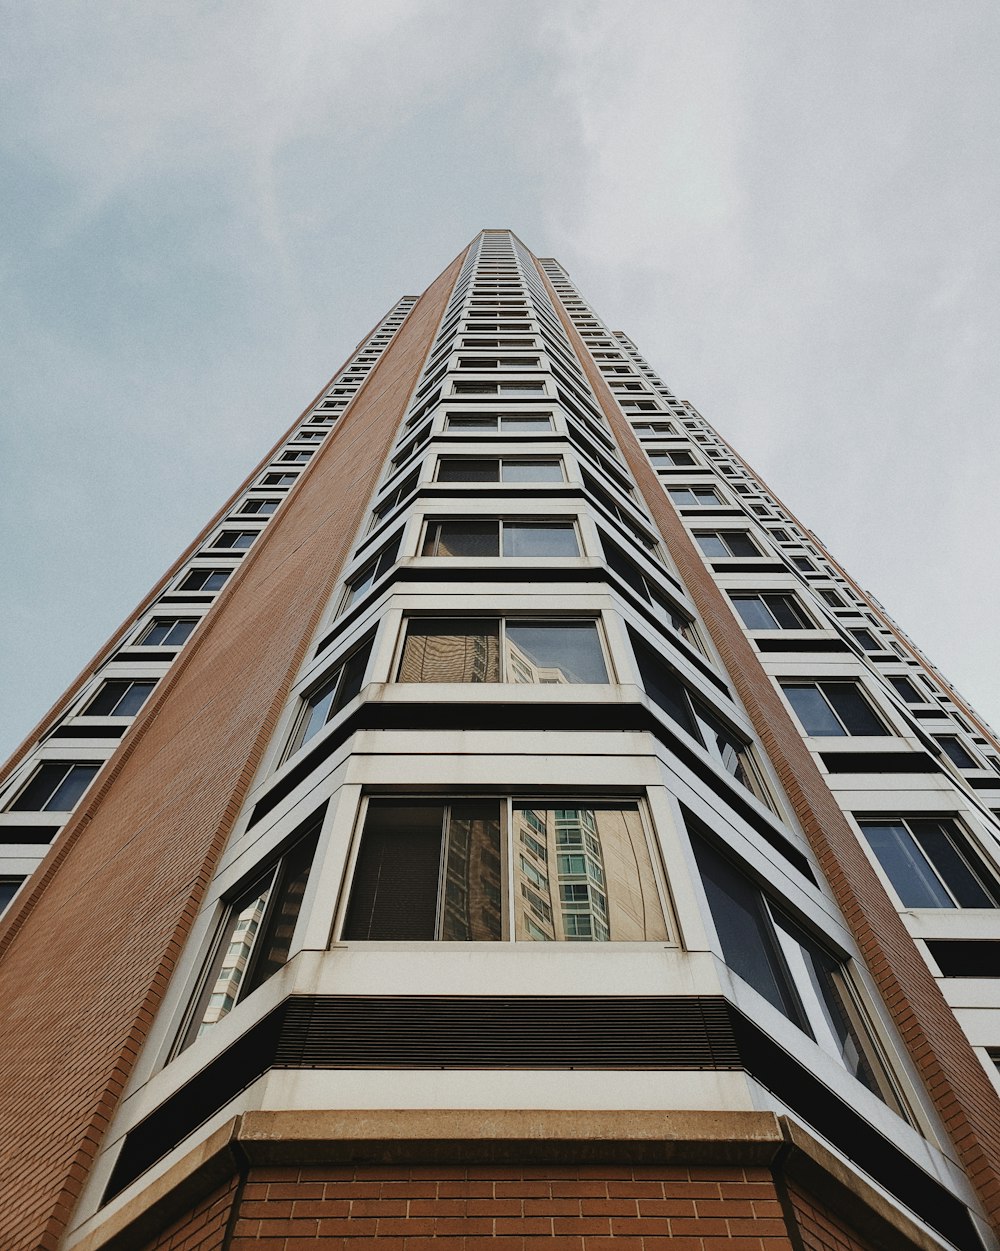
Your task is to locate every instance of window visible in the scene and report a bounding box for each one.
[445,412,553,433]
[279,449,313,463]
[213,530,257,550]
[342,799,667,943]
[694,531,760,558]
[137,618,196,647]
[178,568,230,593]
[602,538,698,647]
[668,487,723,507]
[936,737,979,770]
[344,534,401,606]
[819,588,846,607]
[631,633,771,806]
[850,628,880,652]
[284,637,374,758]
[181,821,320,1046]
[261,472,297,487]
[372,468,420,525]
[888,676,924,704]
[792,556,816,572]
[857,818,1000,909]
[0,877,24,914]
[691,831,904,1112]
[82,679,156,718]
[397,618,608,684]
[421,519,579,558]
[729,593,812,631]
[238,498,279,516]
[781,682,888,737]
[6,762,100,812]
[649,451,695,468]
[435,458,563,483]
[453,381,545,396]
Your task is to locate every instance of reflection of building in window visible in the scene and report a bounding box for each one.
[513,806,666,943]
[343,800,667,943]
[398,619,607,685]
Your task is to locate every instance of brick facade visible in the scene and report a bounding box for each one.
[0,252,465,1251]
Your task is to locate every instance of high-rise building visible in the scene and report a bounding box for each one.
[1,230,1000,1251]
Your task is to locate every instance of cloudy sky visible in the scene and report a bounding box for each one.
[2,1,998,760]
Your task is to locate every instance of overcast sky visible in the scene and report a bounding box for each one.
[2,1,998,761]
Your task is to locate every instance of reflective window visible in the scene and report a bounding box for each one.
[342,800,667,943]
[82,679,156,718]
[138,618,197,647]
[213,530,257,550]
[631,633,771,807]
[730,593,811,630]
[937,737,979,770]
[0,877,24,915]
[781,682,887,737]
[285,637,374,758]
[445,413,553,432]
[694,530,760,558]
[345,534,401,605]
[668,487,722,506]
[692,831,906,1112]
[398,619,608,685]
[7,762,100,812]
[436,458,563,483]
[179,568,230,592]
[858,818,1000,908]
[421,519,579,559]
[181,822,320,1046]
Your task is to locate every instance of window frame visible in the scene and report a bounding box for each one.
[780,680,890,738]
[420,516,582,560]
[856,815,1000,910]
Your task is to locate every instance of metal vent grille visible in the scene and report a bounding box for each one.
[274,995,740,1070]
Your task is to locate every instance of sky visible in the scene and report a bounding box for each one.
[2,1,998,760]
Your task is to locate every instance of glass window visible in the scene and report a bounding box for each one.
[285,637,374,757]
[781,682,888,737]
[631,632,771,807]
[668,487,722,507]
[502,522,578,557]
[649,451,695,468]
[238,498,279,516]
[937,737,979,770]
[850,628,880,652]
[889,676,924,704]
[730,593,811,630]
[422,520,499,557]
[179,568,230,593]
[181,822,320,1046]
[345,535,401,605]
[858,818,1000,908]
[435,458,563,483]
[342,800,667,943]
[138,618,196,647]
[214,531,257,550]
[694,531,759,558]
[398,619,607,685]
[261,473,297,487]
[0,877,24,914]
[692,832,905,1111]
[82,679,156,718]
[7,762,100,812]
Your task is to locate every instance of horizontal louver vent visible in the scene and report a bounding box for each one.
[274,995,740,1071]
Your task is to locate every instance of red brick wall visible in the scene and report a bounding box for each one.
[227,1164,794,1251]
[785,1183,878,1251]
[0,252,465,1251]
[535,259,1000,1233]
[137,1178,240,1251]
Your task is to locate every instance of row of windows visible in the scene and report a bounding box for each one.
[178,791,909,1118]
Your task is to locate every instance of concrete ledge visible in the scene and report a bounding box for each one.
[67,1108,961,1251]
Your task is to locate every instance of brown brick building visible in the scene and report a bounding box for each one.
[2,232,999,1251]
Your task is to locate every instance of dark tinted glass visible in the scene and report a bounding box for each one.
[691,835,802,1022]
[440,802,504,940]
[822,683,886,735]
[722,532,760,557]
[910,819,1000,908]
[343,803,445,940]
[84,680,155,717]
[730,595,778,630]
[10,763,99,812]
[243,831,320,993]
[0,879,22,913]
[502,460,562,482]
[782,685,844,736]
[631,634,697,737]
[889,676,923,704]
[767,595,809,630]
[142,618,196,647]
[437,459,499,482]
[858,822,954,908]
[695,534,729,558]
[423,521,499,557]
[937,738,978,770]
